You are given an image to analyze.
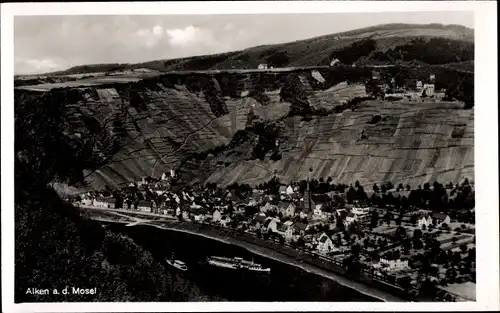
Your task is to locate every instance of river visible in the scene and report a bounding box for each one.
[106,223,381,302]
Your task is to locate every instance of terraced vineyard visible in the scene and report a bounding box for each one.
[15,67,474,190]
[204,100,473,188]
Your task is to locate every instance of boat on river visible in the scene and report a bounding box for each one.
[166,253,188,271]
[205,256,271,273]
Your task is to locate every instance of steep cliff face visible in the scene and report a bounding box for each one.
[15,67,474,190]
[200,100,474,188]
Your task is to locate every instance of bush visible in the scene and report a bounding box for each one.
[368,115,382,124]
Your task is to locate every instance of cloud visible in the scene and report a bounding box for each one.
[15,57,63,74]
[165,25,214,47]
[152,25,164,36]
[135,25,165,49]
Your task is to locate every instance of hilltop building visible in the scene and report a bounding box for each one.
[422,84,435,97]
[258,64,268,70]
[330,59,341,67]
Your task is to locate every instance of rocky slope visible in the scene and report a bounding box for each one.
[15,65,474,190]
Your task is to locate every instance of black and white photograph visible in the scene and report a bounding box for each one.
[1,1,498,312]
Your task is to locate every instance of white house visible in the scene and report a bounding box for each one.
[176,207,182,217]
[330,59,340,67]
[106,198,117,209]
[258,64,268,70]
[313,204,323,217]
[194,213,205,222]
[279,186,287,194]
[277,201,296,218]
[379,258,409,270]
[352,207,370,215]
[418,214,433,228]
[422,84,435,96]
[432,212,451,227]
[247,199,258,207]
[264,217,280,233]
[344,212,358,227]
[212,209,222,223]
[182,210,190,220]
[316,232,335,254]
[260,202,276,213]
[220,215,232,228]
[92,197,108,208]
[284,226,295,242]
[286,185,295,195]
[137,200,152,213]
[416,81,423,91]
[81,198,93,206]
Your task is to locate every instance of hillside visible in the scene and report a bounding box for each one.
[14,115,221,302]
[15,64,474,191]
[35,23,474,76]
[13,22,475,303]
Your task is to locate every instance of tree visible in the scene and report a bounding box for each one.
[278,235,285,245]
[297,236,305,248]
[451,236,458,244]
[346,185,357,204]
[395,226,407,240]
[370,210,379,228]
[413,238,424,250]
[459,244,468,254]
[381,185,387,194]
[373,183,380,193]
[386,181,394,190]
[409,214,418,226]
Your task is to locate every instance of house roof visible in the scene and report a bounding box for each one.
[432,212,449,220]
[137,200,151,207]
[419,213,432,219]
[311,194,332,203]
[294,222,308,231]
[253,214,267,223]
[263,218,273,228]
[277,201,294,210]
[319,236,328,243]
[277,223,288,232]
[187,206,202,214]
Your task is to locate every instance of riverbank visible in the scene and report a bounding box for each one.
[99,217,405,302]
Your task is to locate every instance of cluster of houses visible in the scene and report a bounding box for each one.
[75,174,381,255]
[381,73,444,100]
[408,210,452,229]
[74,172,460,285]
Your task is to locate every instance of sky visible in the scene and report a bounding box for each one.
[14,12,474,75]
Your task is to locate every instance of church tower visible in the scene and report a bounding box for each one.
[304,168,313,211]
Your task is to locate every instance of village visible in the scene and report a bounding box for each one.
[73,168,476,302]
